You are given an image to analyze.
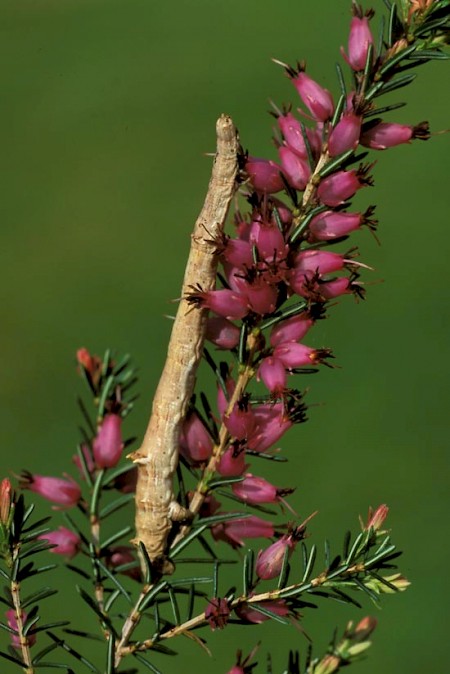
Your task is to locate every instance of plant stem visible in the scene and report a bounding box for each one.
[117,559,369,659]
[11,549,34,674]
[171,329,259,546]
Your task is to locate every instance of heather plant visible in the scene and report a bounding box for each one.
[1,1,448,672]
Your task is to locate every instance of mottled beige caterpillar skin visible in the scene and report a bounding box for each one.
[130,115,239,574]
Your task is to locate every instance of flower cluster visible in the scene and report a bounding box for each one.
[18,350,139,576]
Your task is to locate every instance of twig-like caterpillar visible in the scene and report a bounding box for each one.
[130,115,240,574]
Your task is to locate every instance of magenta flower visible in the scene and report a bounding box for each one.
[221,237,254,267]
[256,534,296,580]
[232,473,292,506]
[205,316,240,350]
[211,515,274,548]
[105,545,141,581]
[217,446,249,477]
[258,356,287,394]
[205,597,230,630]
[278,111,321,158]
[21,473,81,508]
[291,70,335,121]
[223,400,256,441]
[6,609,36,647]
[273,342,331,369]
[235,598,289,624]
[187,288,250,321]
[249,219,287,263]
[360,121,429,150]
[269,313,314,346]
[247,402,292,453]
[38,526,81,558]
[245,156,284,193]
[292,249,346,276]
[309,209,365,240]
[279,146,311,191]
[317,168,371,207]
[328,112,362,156]
[341,15,375,71]
[319,276,362,299]
[93,413,123,469]
[180,411,213,464]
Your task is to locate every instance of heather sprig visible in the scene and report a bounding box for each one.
[2,1,448,673]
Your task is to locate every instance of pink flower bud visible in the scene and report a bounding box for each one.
[364,504,389,532]
[221,238,254,267]
[291,71,335,121]
[341,16,375,71]
[328,113,362,156]
[248,402,292,453]
[224,401,256,440]
[245,156,284,193]
[360,121,429,150]
[256,514,315,580]
[317,168,370,207]
[232,473,288,505]
[273,342,331,369]
[256,535,294,580]
[180,412,213,464]
[278,112,321,158]
[354,616,377,639]
[205,316,240,350]
[257,356,287,394]
[211,515,274,548]
[319,276,362,299]
[293,249,346,276]
[270,313,314,346]
[205,597,230,630]
[93,414,123,469]
[76,348,102,384]
[21,473,81,508]
[248,281,279,316]
[217,446,249,477]
[187,288,250,321]
[309,210,364,240]
[38,526,81,558]
[249,219,287,263]
[270,197,294,227]
[279,146,311,191]
[6,609,36,647]
[235,598,289,623]
[0,478,13,525]
[105,545,141,580]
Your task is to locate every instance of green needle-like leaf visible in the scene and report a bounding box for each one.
[94,558,132,604]
[47,631,101,673]
[99,494,134,519]
[132,653,164,674]
[168,586,181,625]
[76,586,117,636]
[106,633,115,674]
[249,604,290,625]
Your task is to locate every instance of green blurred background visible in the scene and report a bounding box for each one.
[0,0,449,672]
